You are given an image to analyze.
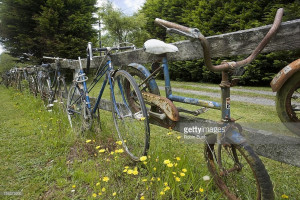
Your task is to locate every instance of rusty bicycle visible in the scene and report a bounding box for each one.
[124,8,286,200]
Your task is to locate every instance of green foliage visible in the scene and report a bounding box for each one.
[98,1,150,48]
[0,0,98,59]
[140,0,300,85]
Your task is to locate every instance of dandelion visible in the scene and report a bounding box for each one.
[182,168,187,172]
[172,172,176,175]
[163,159,171,165]
[175,177,180,182]
[116,141,122,145]
[113,192,117,196]
[140,156,147,161]
[72,185,76,188]
[281,194,289,199]
[111,151,115,155]
[174,163,178,167]
[177,136,181,140]
[96,146,101,149]
[115,149,124,153]
[199,188,204,193]
[180,173,185,177]
[98,192,102,196]
[153,167,157,171]
[164,186,171,191]
[160,191,165,195]
[157,178,161,181]
[125,166,129,169]
[167,132,173,135]
[164,182,168,186]
[99,149,106,153]
[127,169,134,175]
[133,167,139,175]
[123,168,128,173]
[140,196,145,200]
[92,193,97,197]
[176,157,181,161]
[96,182,100,186]
[102,187,106,192]
[203,175,210,181]
[102,177,109,182]
[167,163,174,168]
[86,139,92,143]
[140,117,146,121]
[143,161,147,165]
[142,179,147,182]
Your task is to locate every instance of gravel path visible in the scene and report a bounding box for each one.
[159,86,275,106]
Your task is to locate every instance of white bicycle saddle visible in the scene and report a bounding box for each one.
[143,39,178,55]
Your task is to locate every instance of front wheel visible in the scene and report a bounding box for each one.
[204,134,274,200]
[111,70,150,161]
[276,71,300,136]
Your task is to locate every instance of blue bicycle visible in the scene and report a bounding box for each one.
[66,44,150,161]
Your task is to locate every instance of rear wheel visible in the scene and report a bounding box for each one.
[276,71,300,136]
[204,134,274,200]
[111,70,150,161]
[67,84,92,133]
[40,77,52,108]
[57,78,68,111]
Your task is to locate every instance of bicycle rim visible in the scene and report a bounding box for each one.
[205,138,274,200]
[111,70,150,161]
[67,85,84,133]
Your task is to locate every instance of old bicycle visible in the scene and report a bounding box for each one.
[124,7,285,200]
[66,45,149,161]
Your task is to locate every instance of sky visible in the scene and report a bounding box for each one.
[0,0,145,55]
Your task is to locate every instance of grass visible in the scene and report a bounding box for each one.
[0,83,299,200]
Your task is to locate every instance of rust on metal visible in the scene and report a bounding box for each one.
[142,92,179,121]
[271,59,300,92]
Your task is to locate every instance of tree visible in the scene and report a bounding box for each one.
[99,1,149,48]
[0,0,98,59]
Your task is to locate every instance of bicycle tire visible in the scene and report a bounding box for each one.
[111,70,150,161]
[276,71,300,136]
[28,75,38,97]
[40,77,52,107]
[57,78,68,111]
[204,134,274,200]
[67,84,92,133]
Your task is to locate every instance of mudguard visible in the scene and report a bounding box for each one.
[271,59,300,92]
[127,63,160,95]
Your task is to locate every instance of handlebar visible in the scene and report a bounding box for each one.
[155,8,284,72]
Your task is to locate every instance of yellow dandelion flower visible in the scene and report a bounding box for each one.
[160,191,165,195]
[133,170,139,175]
[125,166,129,169]
[199,188,204,193]
[111,151,114,155]
[174,163,178,167]
[92,193,97,197]
[99,149,106,153]
[140,196,145,200]
[167,132,173,135]
[153,167,157,171]
[140,117,146,121]
[98,192,102,196]
[164,186,170,191]
[177,136,181,140]
[127,169,134,174]
[96,182,100,186]
[86,139,92,143]
[123,169,128,173]
[157,177,161,181]
[115,149,124,153]
[102,187,106,192]
[143,161,147,165]
[116,141,122,145]
[172,172,176,175]
[180,173,185,177]
[182,168,187,172]
[175,157,181,161]
[151,177,155,181]
[96,146,100,149]
[281,194,289,199]
[102,177,109,182]
[167,163,174,168]
[175,177,180,182]
[163,159,171,165]
[140,156,147,161]
[142,179,147,182]
[113,192,117,196]
[164,182,168,186]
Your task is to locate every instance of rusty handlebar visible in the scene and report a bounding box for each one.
[155,8,284,72]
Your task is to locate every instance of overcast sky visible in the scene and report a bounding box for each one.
[0,0,145,55]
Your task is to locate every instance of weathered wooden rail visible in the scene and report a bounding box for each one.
[55,19,300,166]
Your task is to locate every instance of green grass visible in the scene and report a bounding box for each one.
[0,84,299,199]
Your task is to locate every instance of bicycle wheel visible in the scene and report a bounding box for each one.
[28,75,38,97]
[67,84,92,133]
[40,77,52,108]
[111,70,150,161]
[276,71,300,136]
[204,134,274,200]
